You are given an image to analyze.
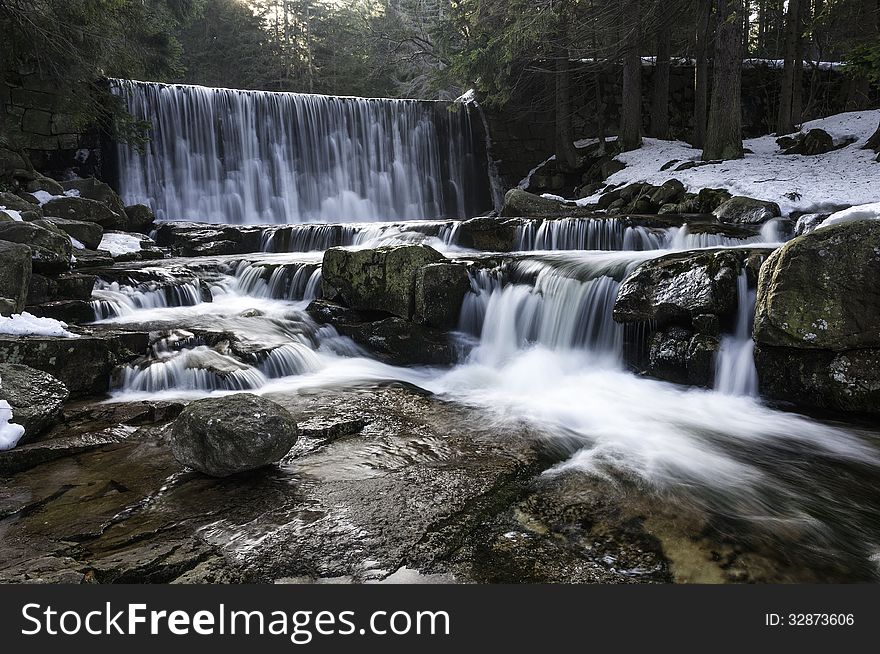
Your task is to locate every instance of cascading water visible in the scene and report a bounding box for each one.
[91,279,204,320]
[714,270,759,396]
[113,80,492,224]
[516,218,667,251]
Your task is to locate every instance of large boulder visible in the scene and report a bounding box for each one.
[500,188,595,218]
[0,363,69,441]
[696,188,732,214]
[42,196,122,230]
[169,393,299,477]
[321,244,445,319]
[0,220,71,273]
[0,241,32,315]
[44,217,103,250]
[755,346,880,414]
[753,220,880,414]
[413,263,471,330]
[122,204,155,234]
[453,217,520,252]
[754,220,880,350]
[61,178,127,218]
[613,249,743,327]
[0,331,148,397]
[713,196,781,225]
[778,128,838,156]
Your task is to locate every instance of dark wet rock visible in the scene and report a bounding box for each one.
[0,146,33,181]
[170,393,300,477]
[696,188,732,214]
[61,177,127,218]
[649,179,686,206]
[778,128,845,156]
[26,300,95,324]
[793,212,830,236]
[71,248,115,269]
[322,244,444,320]
[42,196,122,229]
[44,216,103,250]
[296,416,367,442]
[713,196,781,225]
[500,188,561,217]
[344,317,458,366]
[122,204,155,234]
[645,328,719,387]
[413,262,471,330]
[0,363,69,442]
[755,345,880,414]
[454,216,521,252]
[153,222,264,257]
[307,300,459,365]
[0,240,32,315]
[23,174,64,196]
[0,427,137,475]
[26,272,96,305]
[0,191,43,221]
[753,220,880,414]
[614,249,744,327]
[0,220,71,273]
[754,220,880,351]
[0,330,149,397]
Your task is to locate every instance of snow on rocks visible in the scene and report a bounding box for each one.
[0,400,24,451]
[817,202,880,230]
[0,207,24,221]
[31,189,80,206]
[98,232,144,257]
[574,109,880,217]
[0,312,77,338]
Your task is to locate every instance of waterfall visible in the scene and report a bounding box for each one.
[232,261,323,301]
[515,218,666,251]
[714,270,759,396]
[113,80,491,225]
[91,279,204,321]
[463,259,625,366]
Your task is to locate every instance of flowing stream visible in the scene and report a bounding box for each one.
[93,87,880,578]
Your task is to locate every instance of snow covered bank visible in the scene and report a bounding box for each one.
[575,110,880,217]
[0,312,77,338]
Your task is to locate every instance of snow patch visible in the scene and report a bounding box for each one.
[31,188,80,205]
[817,202,880,230]
[572,109,880,217]
[0,207,23,221]
[70,236,86,250]
[0,400,25,451]
[0,312,77,338]
[99,232,143,257]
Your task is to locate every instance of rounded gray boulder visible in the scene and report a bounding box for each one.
[170,393,299,477]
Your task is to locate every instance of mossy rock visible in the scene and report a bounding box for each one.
[754,220,880,350]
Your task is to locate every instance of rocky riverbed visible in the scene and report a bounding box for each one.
[2,144,880,584]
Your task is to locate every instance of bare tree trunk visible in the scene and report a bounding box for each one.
[704,0,744,161]
[620,2,643,152]
[692,0,712,148]
[650,22,671,139]
[594,71,608,155]
[555,44,581,171]
[776,0,801,135]
[846,0,879,110]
